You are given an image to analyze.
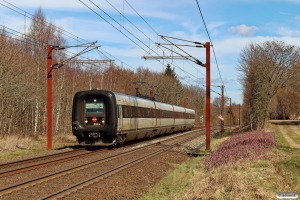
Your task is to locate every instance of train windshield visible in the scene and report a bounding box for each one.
[85,99,104,114]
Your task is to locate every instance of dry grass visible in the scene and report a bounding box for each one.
[179,151,284,200]
[0,134,78,163]
[187,140,286,199]
[142,126,300,200]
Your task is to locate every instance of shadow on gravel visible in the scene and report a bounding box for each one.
[55,145,84,150]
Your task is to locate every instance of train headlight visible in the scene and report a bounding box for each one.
[85,118,88,124]
[102,119,105,124]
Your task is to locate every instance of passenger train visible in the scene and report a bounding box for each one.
[72,89,195,146]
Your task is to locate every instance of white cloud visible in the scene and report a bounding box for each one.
[208,21,227,30]
[228,24,258,36]
[275,27,300,37]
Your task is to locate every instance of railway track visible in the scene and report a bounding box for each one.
[0,148,111,178]
[0,128,204,178]
[0,127,216,199]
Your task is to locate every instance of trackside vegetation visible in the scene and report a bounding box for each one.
[0,134,78,162]
[141,125,300,200]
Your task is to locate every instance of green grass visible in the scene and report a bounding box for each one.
[275,156,300,191]
[141,159,199,200]
[286,129,300,145]
[275,128,290,150]
[140,124,300,199]
[273,124,300,191]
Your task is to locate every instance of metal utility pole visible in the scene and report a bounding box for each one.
[47,45,52,150]
[141,36,210,150]
[132,81,148,97]
[230,98,232,129]
[238,104,241,125]
[135,87,140,97]
[221,85,225,133]
[205,42,211,151]
[149,85,157,100]
[46,41,101,150]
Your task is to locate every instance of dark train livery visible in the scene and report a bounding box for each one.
[72,89,195,146]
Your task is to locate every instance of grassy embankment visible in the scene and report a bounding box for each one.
[284,124,300,145]
[141,124,300,200]
[0,134,78,162]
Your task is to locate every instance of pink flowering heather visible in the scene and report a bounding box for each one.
[204,131,276,170]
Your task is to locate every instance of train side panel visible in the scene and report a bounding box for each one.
[185,108,195,130]
[173,105,186,132]
[114,92,156,141]
[154,102,174,135]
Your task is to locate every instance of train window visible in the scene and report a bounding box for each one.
[131,106,135,117]
[122,105,128,117]
[150,108,154,118]
[158,110,162,118]
[138,107,141,117]
[85,99,104,114]
[146,108,150,117]
[126,106,132,117]
[141,107,146,117]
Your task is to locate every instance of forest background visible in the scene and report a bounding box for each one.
[1,8,300,138]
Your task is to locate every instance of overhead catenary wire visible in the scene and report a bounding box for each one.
[79,0,206,87]
[159,35,205,67]
[104,0,166,62]
[80,0,207,86]
[88,0,200,84]
[0,25,161,90]
[1,0,207,90]
[0,0,137,72]
[195,0,228,97]
[84,0,149,53]
[124,0,159,35]
[0,25,105,66]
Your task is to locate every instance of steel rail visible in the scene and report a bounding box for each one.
[0,129,205,197]
[40,131,202,199]
[0,149,108,178]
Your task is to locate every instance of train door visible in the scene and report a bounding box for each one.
[132,97,138,131]
[156,109,161,127]
[117,104,122,131]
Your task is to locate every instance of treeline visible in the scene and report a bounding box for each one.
[0,8,235,138]
[237,40,300,130]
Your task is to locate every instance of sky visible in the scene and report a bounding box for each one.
[1,0,300,105]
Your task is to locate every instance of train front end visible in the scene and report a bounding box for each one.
[72,90,118,146]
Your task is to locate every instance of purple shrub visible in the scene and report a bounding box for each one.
[204,131,276,170]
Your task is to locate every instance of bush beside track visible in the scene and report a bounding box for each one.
[141,124,300,200]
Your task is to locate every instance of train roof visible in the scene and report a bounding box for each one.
[75,90,195,112]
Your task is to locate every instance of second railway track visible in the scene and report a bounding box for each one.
[0,127,215,199]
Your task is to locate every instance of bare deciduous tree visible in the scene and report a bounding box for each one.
[237,40,300,129]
